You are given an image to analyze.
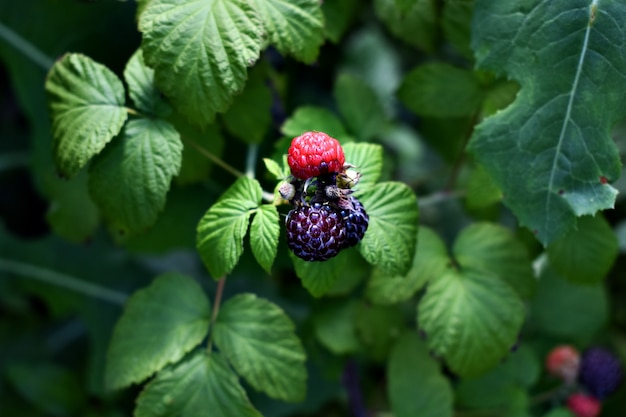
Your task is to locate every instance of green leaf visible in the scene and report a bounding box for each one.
[543,409,575,417]
[196,177,262,278]
[250,204,280,274]
[221,64,272,144]
[45,169,100,243]
[388,333,454,417]
[105,273,211,390]
[281,106,350,142]
[213,293,307,402]
[45,53,128,177]
[172,115,224,185]
[453,223,536,299]
[442,0,474,58]
[322,0,358,43]
[263,158,286,180]
[334,73,386,141]
[398,62,484,118]
[358,182,419,276]
[529,259,608,344]
[418,268,525,377]
[135,351,261,417]
[456,345,540,411]
[373,0,437,52]
[6,362,83,416]
[250,0,324,63]
[547,215,618,285]
[354,303,405,361]
[88,118,183,235]
[139,0,263,126]
[124,49,171,117]
[291,249,349,297]
[470,0,626,245]
[342,142,383,190]
[366,226,448,305]
[313,301,360,355]
[465,164,502,210]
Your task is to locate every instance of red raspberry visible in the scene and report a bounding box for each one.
[287,131,345,179]
[566,393,601,417]
[546,345,580,384]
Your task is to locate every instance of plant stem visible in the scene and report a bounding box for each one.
[206,277,226,353]
[0,22,54,71]
[445,114,480,191]
[246,144,259,178]
[182,137,245,179]
[0,258,128,305]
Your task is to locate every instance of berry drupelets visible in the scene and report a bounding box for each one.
[283,131,369,262]
[578,347,623,399]
[288,131,345,179]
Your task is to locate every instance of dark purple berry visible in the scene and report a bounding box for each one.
[286,202,347,261]
[340,197,369,248]
[579,347,623,399]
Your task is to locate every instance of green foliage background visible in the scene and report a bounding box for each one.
[1,0,626,416]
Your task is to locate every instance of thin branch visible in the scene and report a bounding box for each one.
[0,258,127,305]
[0,22,54,71]
[445,114,480,191]
[182,136,245,179]
[207,277,226,353]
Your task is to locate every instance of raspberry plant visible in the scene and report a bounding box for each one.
[1,0,626,417]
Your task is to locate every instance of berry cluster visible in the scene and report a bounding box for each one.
[282,131,369,261]
[544,345,623,417]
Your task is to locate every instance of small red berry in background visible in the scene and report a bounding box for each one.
[566,393,601,417]
[288,131,345,179]
[546,345,581,384]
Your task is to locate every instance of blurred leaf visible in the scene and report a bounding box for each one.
[124,49,171,117]
[529,260,608,344]
[547,215,618,285]
[373,0,437,52]
[46,53,128,177]
[342,142,383,190]
[358,182,419,276]
[465,164,502,210]
[442,0,474,58]
[480,79,519,117]
[354,302,404,361]
[250,204,280,274]
[281,106,350,142]
[214,293,306,402]
[398,62,484,118]
[250,0,324,63]
[456,345,540,411]
[334,73,386,141]
[139,0,263,126]
[322,0,358,43]
[418,268,525,377]
[105,273,210,390]
[470,0,626,245]
[292,249,349,297]
[6,362,84,416]
[367,226,448,305]
[197,177,262,278]
[453,222,536,299]
[88,118,182,235]
[313,300,360,355]
[172,117,224,185]
[135,351,262,417]
[543,409,574,417]
[45,169,100,242]
[388,333,454,417]
[222,64,272,144]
